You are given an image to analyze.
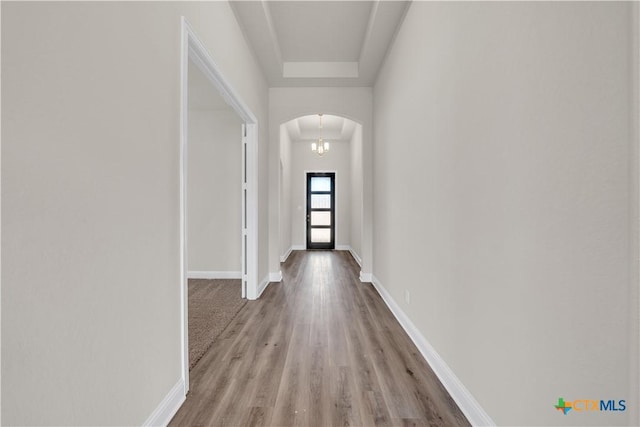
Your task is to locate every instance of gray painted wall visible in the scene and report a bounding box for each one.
[373,2,637,425]
[1,2,269,424]
[187,108,242,273]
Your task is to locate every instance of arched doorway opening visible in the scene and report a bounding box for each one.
[277,114,364,267]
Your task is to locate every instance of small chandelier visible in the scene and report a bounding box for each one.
[311,114,330,156]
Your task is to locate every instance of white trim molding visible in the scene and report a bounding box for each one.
[280,246,293,263]
[370,275,495,427]
[349,247,362,267]
[359,272,372,283]
[142,378,185,427]
[257,274,271,298]
[187,271,242,280]
[269,271,283,282]
[335,245,362,267]
[180,16,259,396]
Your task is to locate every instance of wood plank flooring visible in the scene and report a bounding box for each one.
[169,250,470,427]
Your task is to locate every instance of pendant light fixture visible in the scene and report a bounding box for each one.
[311,113,330,156]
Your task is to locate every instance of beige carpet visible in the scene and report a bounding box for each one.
[188,279,247,370]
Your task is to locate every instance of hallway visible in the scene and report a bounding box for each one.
[169,251,470,426]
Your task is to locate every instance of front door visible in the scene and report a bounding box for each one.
[306,172,335,250]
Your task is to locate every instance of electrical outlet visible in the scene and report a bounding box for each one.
[405,290,410,305]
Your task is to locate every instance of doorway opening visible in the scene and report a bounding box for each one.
[278,114,363,264]
[180,17,258,394]
[306,172,335,250]
[185,58,246,372]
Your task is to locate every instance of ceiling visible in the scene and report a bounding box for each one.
[285,114,357,142]
[230,1,411,87]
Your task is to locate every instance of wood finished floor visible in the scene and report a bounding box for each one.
[169,250,470,427]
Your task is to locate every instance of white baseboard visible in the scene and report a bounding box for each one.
[142,378,185,427]
[292,245,305,251]
[348,247,362,267]
[370,275,495,427]
[187,271,241,280]
[256,274,270,299]
[269,271,283,282]
[335,244,350,251]
[280,246,293,263]
[359,272,372,283]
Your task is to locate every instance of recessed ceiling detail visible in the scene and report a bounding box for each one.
[282,61,358,78]
[285,114,357,142]
[230,1,410,87]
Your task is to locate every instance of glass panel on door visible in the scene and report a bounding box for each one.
[310,228,331,243]
[311,194,331,209]
[310,177,331,192]
[311,211,331,226]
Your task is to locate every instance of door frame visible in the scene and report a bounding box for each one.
[305,171,337,250]
[180,17,259,395]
